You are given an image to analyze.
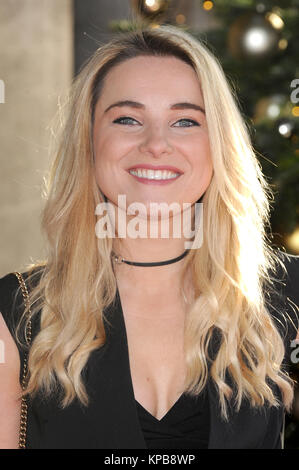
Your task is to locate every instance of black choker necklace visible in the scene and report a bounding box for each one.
[111,249,189,267]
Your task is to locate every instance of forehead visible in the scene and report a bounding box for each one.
[97,55,203,107]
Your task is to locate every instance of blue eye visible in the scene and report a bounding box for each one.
[113,116,139,125]
[174,119,200,127]
[112,117,200,127]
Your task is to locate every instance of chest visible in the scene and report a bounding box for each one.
[120,296,187,420]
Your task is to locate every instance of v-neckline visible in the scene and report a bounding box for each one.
[114,285,185,423]
[135,393,185,422]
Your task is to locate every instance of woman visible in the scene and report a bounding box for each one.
[0,25,298,449]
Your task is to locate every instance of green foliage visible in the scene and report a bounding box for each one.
[190,2,299,247]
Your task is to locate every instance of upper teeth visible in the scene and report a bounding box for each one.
[129,169,180,180]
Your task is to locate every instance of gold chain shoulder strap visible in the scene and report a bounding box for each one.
[13,271,32,450]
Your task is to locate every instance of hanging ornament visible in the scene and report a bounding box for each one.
[228,11,281,60]
[253,94,291,124]
[130,0,171,23]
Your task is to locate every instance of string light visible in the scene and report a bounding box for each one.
[278,122,293,137]
[243,27,271,54]
[292,106,299,117]
[145,0,159,10]
[266,12,284,30]
[203,1,213,11]
[285,227,299,253]
[176,14,186,24]
[278,38,288,50]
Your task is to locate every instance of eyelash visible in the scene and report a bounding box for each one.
[113,116,200,127]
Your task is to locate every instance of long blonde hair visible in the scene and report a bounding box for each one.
[17,24,295,421]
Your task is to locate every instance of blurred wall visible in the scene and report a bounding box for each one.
[75,0,131,75]
[0,0,73,277]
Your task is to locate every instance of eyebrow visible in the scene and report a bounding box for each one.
[104,100,205,115]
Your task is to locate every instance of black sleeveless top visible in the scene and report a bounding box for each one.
[0,251,298,449]
[135,391,210,449]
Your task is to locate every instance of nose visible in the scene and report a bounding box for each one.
[138,124,173,158]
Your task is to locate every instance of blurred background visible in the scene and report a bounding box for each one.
[0,0,298,447]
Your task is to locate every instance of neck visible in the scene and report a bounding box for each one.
[112,239,191,297]
[107,202,196,292]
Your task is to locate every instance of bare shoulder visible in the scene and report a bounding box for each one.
[0,311,21,448]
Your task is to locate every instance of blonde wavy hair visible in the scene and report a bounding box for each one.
[16,24,295,421]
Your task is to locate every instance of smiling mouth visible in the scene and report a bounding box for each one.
[128,168,181,181]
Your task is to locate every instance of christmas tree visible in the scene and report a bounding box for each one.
[110,0,299,448]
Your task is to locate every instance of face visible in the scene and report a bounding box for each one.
[93,55,213,217]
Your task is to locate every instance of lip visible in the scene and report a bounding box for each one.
[127,164,183,174]
[127,166,182,185]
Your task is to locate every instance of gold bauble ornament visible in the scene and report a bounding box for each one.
[228,12,281,60]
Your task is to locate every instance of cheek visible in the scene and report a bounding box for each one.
[197,139,213,182]
[93,137,111,190]
[197,132,211,159]
[185,134,213,186]
[93,135,131,195]
[184,131,212,164]
[93,131,133,168]
[93,140,117,181]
